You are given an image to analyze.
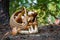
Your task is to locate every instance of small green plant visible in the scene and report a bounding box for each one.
[9,0,60,25]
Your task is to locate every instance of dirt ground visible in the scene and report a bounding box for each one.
[0,24,60,40]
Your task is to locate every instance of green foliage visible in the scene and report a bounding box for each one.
[9,0,60,25]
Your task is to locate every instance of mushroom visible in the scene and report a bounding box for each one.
[28,21,38,33]
[28,11,37,22]
[10,7,38,35]
[11,27,18,35]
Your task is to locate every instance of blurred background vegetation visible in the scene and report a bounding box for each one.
[9,0,60,25]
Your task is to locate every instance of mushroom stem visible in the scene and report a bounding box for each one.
[34,25,38,33]
[11,27,18,35]
[18,30,29,34]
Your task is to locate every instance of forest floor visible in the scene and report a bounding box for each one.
[0,24,60,40]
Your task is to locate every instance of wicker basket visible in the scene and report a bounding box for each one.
[10,10,27,30]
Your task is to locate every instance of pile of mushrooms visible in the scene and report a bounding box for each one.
[10,7,38,35]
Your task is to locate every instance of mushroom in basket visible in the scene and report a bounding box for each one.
[10,7,38,35]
